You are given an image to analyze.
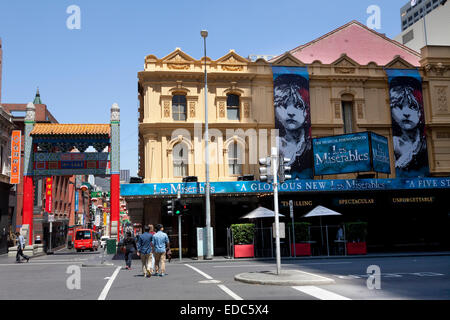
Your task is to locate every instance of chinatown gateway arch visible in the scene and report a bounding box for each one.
[21,102,121,245]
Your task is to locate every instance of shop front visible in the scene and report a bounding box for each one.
[122,176,450,258]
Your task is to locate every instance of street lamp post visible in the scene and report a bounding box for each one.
[201,29,212,260]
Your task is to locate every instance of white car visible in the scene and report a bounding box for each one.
[100,236,110,248]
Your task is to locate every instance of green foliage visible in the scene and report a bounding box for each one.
[231,224,255,245]
[345,222,368,242]
[287,222,311,242]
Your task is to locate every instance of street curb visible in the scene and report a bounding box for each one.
[172,252,450,264]
[234,270,335,286]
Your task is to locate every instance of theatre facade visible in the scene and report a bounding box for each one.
[124,21,450,257]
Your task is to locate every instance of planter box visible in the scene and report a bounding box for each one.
[346,242,367,255]
[234,244,254,258]
[290,243,311,256]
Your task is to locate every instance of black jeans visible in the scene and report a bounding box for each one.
[16,246,29,262]
[125,249,135,268]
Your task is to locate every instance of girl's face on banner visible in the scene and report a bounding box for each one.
[391,98,420,131]
[390,86,421,131]
[275,96,306,131]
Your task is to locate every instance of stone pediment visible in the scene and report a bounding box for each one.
[161,49,196,70]
[385,55,416,69]
[332,54,359,74]
[216,50,248,71]
[271,52,305,67]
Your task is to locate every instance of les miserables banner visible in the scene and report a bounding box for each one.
[385,68,429,178]
[272,66,313,179]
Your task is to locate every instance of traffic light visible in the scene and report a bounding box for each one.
[278,157,292,183]
[259,157,273,182]
[182,202,189,215]
[166,199,174,216]
[174,198,183,216]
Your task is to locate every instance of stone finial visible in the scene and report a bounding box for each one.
[25,102,36,121]
[111,103,120,122]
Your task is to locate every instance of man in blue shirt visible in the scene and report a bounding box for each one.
[152,224,170,276]
[137,226,153,278]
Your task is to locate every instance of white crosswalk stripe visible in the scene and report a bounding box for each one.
[292,286,351,300]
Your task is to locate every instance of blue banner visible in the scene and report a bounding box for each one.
[313,132,371,175]
[370,132,391,174]
[121,177,450,197]
[272,66,313,179]
[385,68,429,178]
[75,190,79,212]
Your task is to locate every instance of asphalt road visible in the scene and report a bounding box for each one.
[1,249,449,301]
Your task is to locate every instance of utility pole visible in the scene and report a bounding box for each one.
[271,147,282,274]
[177,186,182,262]
[259,145,291,275]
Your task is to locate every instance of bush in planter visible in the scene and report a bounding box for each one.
[231,224,255,245]
[345,222,368,242]
[287,222,311,242]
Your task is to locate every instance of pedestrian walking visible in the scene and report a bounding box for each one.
[15,232,29,263]
[123,231,137,270]
[148,224,156,273]
[152,224,170,277]
[137,226,153,278]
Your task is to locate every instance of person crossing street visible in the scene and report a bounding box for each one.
[136,226,153,278]
[15,232,29,263]
[152,224,170,277]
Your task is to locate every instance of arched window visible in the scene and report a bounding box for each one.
[228,142,243,175]
[227,94,240,120]
[173,143,188,177]
[172,95,187,121]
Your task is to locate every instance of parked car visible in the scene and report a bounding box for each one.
[74,229,99,252]
[100,236,110,249]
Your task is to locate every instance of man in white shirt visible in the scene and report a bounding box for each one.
[15,232,30,263]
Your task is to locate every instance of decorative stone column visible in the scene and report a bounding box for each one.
[23,102,35,245]
[110,103,120,241]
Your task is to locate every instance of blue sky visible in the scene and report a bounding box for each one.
[0,0,408,176]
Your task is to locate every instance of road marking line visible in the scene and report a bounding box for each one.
[31,259,88,262]
[0,262,85,266]
[291,269,335,281]
[218,284,243,300]
[98,266,121,300]
[185,264,214,280]
[292,286,351,300]
[185,264,244,300]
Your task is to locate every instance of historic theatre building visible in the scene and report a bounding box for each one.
[122,21,450,257]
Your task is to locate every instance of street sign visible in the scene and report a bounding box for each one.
[10,130,21,184]
[45,177,53,213]
[273,222,285,239]
[48,214,55,222]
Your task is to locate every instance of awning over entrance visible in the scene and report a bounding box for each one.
[120,177,450,198]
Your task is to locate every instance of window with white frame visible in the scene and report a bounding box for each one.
[172,95,187,121]
[228,142,243,175]
[173,143,188,177]
[227,94,240,120]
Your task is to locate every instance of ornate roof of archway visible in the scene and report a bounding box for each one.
[30,123,110,136]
